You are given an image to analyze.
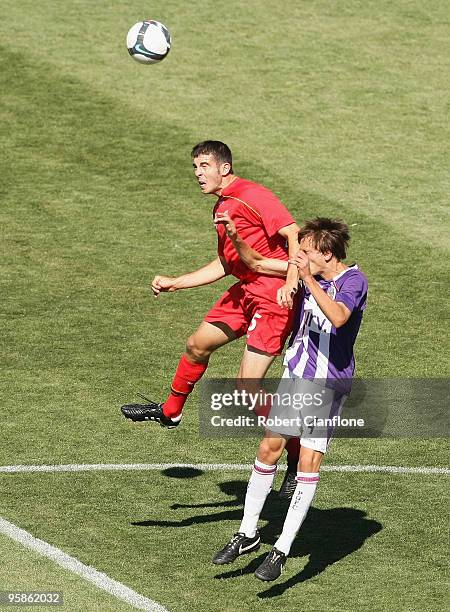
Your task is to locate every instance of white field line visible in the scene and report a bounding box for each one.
[0,463,448,475]
[0,517,168,612]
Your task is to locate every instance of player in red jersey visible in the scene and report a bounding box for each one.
[120,141,301,469]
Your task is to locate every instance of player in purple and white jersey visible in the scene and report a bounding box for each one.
[212,214,368,581]
[285,246,367,395]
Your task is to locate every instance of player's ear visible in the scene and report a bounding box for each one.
[220,162,231,176]
[323,250,333,263]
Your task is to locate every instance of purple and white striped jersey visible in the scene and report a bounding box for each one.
[284,265,368,393]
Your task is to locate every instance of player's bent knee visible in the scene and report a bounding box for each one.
[257,434,285,465]
[235,377,261,395]
[299,449,324,473]
[185,335,213,362]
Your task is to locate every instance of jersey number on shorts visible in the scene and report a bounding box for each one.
[248,312,262,332]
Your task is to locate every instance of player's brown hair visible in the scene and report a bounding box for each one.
[191,141,233,171]
[299,218,350,261]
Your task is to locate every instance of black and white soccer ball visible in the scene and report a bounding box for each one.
[126,20,171,64]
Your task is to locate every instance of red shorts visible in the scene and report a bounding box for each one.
[204,281,294,356]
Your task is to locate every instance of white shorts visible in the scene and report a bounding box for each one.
[264,371,347,454]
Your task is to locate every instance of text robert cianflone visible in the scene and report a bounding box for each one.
[210,415,365,428]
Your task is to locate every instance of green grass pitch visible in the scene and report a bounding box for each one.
[0,1,449,610]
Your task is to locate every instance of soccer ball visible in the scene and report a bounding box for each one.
[126,20,171,64]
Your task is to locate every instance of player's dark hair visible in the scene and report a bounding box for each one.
[191,140,233,171]
[299,218,350,261]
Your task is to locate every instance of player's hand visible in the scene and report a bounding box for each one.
[290,251,313,281]
[213,211,238,241]
[277,281,299,309]
[151,275,178,296]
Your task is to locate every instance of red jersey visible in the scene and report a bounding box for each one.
[214,177,295,302]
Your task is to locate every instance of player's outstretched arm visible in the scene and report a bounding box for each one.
[151,257,229,296]
[277,223,301,309]
[214,211,288,277]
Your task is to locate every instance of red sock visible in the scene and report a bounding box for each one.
[253,389,272,419]
[163,354,208,418]
[285,437,300,471]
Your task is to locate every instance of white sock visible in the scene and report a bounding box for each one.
[275,472,320,555]
[238,458,277,537]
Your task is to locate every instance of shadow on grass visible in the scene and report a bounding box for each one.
[132,479,382,594]
[161,467,204,479]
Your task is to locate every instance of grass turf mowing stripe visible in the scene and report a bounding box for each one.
[0,517,168,612]
[0,463,448,475]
